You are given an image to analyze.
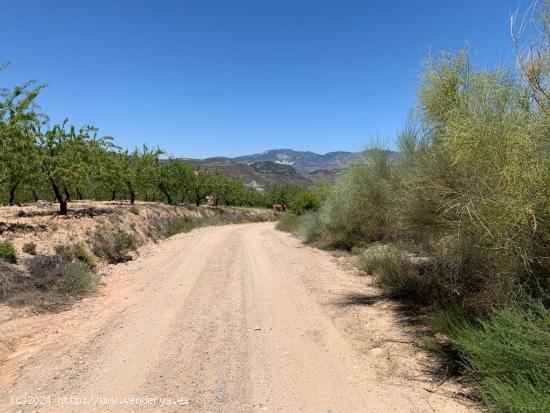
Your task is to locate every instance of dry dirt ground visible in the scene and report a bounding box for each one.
[0,222,477,412]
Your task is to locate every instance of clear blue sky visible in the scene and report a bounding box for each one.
[1,0,521,158]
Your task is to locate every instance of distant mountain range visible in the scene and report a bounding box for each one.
[184,149,397,191]
[232,149,358,172]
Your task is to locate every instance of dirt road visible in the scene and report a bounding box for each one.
[0,223,476,412]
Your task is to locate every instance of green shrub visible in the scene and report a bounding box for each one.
[276,214,302,234]
[62,261,97,294]
[164,220,197,237]
[54,244,74,260]
[115,232,138,251]
[0,241,17,264]
[288,191,321,215]
[298,212,323,243]
[128,205,139,215]
[73,242,96,268]
[54,242,97,268]
[429,303,550,413]
[319,149,396,246]
[360,244,424,301]
[0,260,23,297]
[92,229,138,263]
[22,242,37,255]
[316,49,550,311]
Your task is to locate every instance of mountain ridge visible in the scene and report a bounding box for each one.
[231,149,357,172]
[182,148,398,191]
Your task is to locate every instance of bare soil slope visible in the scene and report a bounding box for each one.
[0,222,477,412]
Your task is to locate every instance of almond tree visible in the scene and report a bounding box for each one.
[38,120,111,214]
[0,69,45,204]
[120,145,161,204]
[98,150,125,201]
[189,167,214,206]
[156,158,193,204]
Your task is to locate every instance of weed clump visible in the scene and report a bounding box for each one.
[62,261,97,294]
[26,253,97,295]
[92,229,138,263]
[73,242,96,268]
[360,245,422,299]
[22,242,37,255]
[54,242,96,268]
[26,253,67,292]
[164,220,197,237]
[0,241,17,263]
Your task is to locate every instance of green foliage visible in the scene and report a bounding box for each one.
[156,158,192,204]
[316,49,550,311]
[319,149,396,243]
[189,167,214,206]
[114,232,138,252]
[22,242,37,255]
[276,212,324,244]
[54,244,73,259]
[62,261,97,295]
[429,304,550,413]
[73,242,96,268]
[287,191,321,215]
[266,184,320,214]
[360,244,424,301]
[54,242,95,268]
[38,120,115,214]
[276,214,302,233]
[2,65,269,211]
[164,220,198,237]
[298,212,324,243]
[0,66,45,205]
[0,240,17,263]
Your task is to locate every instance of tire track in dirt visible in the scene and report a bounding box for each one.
[0,223,477,412]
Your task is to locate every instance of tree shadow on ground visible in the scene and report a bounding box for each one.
[328,289,479,404]
[330,292,384,307]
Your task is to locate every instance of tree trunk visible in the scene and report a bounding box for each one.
[162,192,172,205]
[195,192,200,206]
[159,185,172,204]
[76,188,83,200]
[8,185,17,206]
[127,182,136,205]
[51,183,68,215]
[111,189,117,201]
[32,190,39,202]
[63,186,71,202]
